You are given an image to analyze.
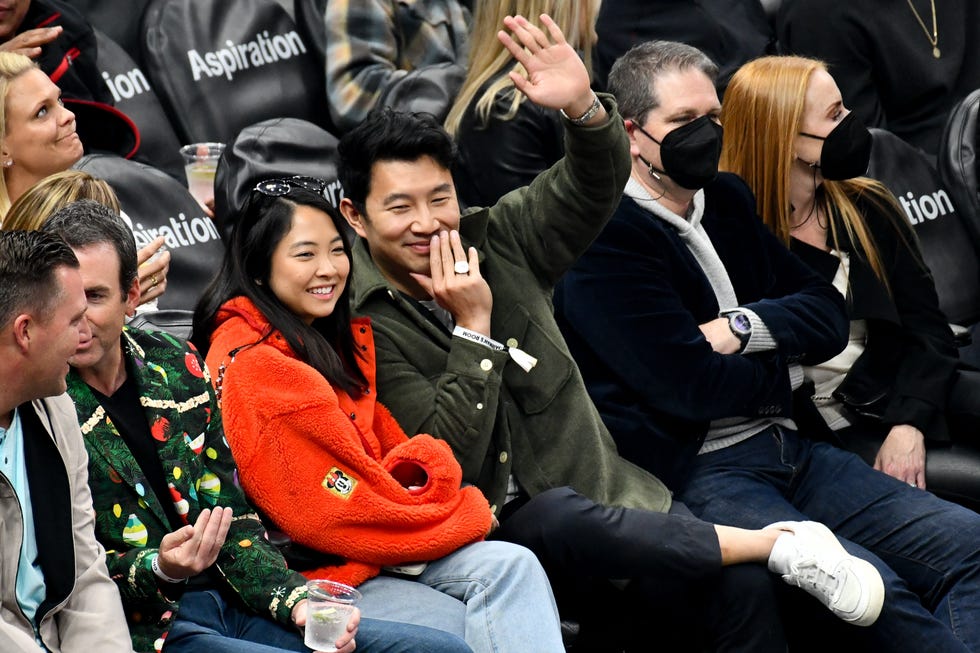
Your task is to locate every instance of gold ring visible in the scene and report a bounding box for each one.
[150,274,158,287]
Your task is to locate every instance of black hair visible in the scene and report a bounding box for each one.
[0,230,79,329]
[337,108,457,211]
[191,186,367,395]
[42,199,138,300]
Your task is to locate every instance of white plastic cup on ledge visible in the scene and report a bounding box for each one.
[304,579,361,652]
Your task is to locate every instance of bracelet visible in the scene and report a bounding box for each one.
[151,554,185,584]
[560,93,602,125]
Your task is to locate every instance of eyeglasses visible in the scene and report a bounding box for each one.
[253,175,328,197]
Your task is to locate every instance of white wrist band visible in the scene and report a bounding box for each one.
[151,554,185,584]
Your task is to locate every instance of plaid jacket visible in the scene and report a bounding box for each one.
[66,328,307,653]
[325,0,469,130]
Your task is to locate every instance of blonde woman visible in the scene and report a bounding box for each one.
[3,169,169,305]
[720,55,980,493]
[445,0,599,206]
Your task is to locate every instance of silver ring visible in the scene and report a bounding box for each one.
[908,482,917,487]
[454,260,470,275]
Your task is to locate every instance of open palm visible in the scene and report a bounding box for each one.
[497,14,591,111]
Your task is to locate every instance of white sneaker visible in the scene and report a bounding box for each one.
[766,521,885,627]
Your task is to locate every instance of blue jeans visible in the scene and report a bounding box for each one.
[357,541,564,653]
[679,426,980,652]
[163,589,471,653]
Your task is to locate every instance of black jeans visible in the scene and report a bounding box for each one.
[492,487,786,653]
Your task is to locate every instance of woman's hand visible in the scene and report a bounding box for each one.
[137,235,171,305]
[294,601,360,653]
[874,424,926,489]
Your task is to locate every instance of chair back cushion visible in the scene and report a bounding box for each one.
[74,154,224,311]
[94,28,185,179]
[214,117,341,238]
[868,127,980,325]
[140,0,327,144]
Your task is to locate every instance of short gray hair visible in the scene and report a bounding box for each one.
[607,41,719,125]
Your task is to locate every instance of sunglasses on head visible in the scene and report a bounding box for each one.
[253,175,328,197]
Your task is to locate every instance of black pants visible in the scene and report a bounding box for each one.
[492,487,786,652]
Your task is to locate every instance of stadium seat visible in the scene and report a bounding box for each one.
[93,28,186,180]
[140,0,329,145]
[74,153,224,312]
[939,88,980,242]
[214,117,341,238]
[868,127,980,328]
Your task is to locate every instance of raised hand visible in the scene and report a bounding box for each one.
[409,230,493,336]
[497,14,602,123]
[157,506,233,581]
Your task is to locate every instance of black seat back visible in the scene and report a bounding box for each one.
[214,117,341,239]
[74,154,224,311]
[867,127,980,326]
[939,88,980,240]
[70,0,150,66]
[140,0,328,144]
[93,28,185,180]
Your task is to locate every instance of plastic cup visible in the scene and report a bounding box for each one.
[179,142,225,209]
[304,580,361,651]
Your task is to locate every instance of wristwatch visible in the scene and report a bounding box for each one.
[727,311,752,352]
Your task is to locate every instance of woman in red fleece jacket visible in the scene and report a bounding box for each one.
[191,177,565,653]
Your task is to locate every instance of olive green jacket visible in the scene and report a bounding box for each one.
[351,95,672,514]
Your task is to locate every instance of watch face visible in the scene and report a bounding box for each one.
[731,313,751,335]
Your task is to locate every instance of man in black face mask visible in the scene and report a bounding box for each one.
[557,39,980,652]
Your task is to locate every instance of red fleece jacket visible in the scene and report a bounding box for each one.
[206,297,492,586]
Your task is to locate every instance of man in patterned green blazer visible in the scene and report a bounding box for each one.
[46,200,471,653]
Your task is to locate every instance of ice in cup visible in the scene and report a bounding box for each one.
[179,142,225,209]
[304,580,361,651]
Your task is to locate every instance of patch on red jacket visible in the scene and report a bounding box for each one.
[323,467,357,498]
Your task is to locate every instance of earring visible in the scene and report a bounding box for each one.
[3,160,11,168]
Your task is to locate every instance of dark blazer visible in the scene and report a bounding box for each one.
[556,173,849,489]
[791,193,961,441]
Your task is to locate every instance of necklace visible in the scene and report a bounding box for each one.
[906,0,941,59]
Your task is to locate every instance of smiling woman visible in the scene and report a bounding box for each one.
[189,178,567,653]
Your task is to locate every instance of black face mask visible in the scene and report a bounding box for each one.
[798,112,872,181]
[635,115,724,190]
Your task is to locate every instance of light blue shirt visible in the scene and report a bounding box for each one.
[0,409,47,626]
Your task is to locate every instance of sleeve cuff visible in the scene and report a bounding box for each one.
[735,308,777,354]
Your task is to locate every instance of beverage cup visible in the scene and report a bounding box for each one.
[304,580,361,651]
[179,142,225,209]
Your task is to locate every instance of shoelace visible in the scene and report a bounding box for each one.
[787,557,844,603]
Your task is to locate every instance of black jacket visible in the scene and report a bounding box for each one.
[791,192,961,441]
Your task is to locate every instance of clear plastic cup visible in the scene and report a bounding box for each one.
[304,580,361,651]
[179,142,225,209]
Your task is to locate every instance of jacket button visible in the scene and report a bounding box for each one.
[360,327,366,334]
[480,359,493,371]
[349,412,356,420]
[506,338,518,348]
[499,452,508,463]
[476,402,484,410]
